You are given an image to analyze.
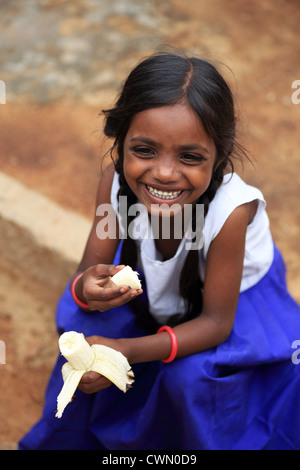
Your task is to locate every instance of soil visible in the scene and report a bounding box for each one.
[0,0,299,450]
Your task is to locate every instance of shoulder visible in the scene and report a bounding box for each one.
[76,162,120,270]
[202,173,266,256]
[95,162,116,206]
[212,172,265,210]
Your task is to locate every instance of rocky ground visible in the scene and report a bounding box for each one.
[0,0,299,449]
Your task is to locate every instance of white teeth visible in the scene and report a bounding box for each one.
[147,185,182,200]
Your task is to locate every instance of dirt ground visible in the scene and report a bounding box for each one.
[0,0,300,450]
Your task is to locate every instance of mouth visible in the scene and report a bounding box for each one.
[146,185,183,200]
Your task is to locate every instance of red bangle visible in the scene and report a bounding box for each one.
[157,325,178,363]
[71,273,90,310]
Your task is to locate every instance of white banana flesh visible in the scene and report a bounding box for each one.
[56,331,134,418]
[91,344,134,392]
[56,363,85,419]
[111,265,141,290]
[59,331,95,370]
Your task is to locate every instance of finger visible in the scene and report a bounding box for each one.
[79,381,112,394]
[79,371,112,394]
[87,283,131,301]
[80,371,111,386]
[92,281,143,301]
[84,335,103,347]
[89,288,143,311]
[89,286,143,310]
[83,278,129,300]
[80,371,100,383]
[93,264,126,280]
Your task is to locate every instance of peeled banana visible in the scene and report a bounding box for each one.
[111,265,141,290]
[56,331,134,418]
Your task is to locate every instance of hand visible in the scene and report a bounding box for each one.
[77,335,128,394]
[78,370,112,394]
[81,264,143,311]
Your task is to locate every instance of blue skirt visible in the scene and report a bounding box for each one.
[19,244,300,450]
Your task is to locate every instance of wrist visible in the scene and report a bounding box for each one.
[117,337,134,364]
[71,273,90,310]
[156,326,178,363]
[117,333,175,365]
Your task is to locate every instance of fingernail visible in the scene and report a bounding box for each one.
[130,290,137,297]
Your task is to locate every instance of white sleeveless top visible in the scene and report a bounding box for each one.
[110,172,274,323]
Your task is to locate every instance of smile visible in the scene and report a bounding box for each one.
[146,185,182,200]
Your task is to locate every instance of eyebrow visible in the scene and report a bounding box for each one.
[129,136,210,154]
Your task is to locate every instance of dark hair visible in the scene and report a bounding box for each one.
[102,52,246,332]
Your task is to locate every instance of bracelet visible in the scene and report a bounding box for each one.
[71,273,90,310]
[157,325,178,363]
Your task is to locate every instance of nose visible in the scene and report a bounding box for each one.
[151,156,180,184]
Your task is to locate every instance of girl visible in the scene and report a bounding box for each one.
[20,52,300,450]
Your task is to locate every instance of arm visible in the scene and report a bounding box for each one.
[81,201,255,375]
[71,162,143,311]
[118,201,252,362]
[78,195,256,393]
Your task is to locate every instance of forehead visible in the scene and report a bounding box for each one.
[126,103,213,150]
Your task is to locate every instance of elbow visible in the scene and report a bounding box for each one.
[218,320,234,345]
[202,311,234,346]
[219,327,232,344]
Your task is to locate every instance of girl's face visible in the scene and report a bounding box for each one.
[123,103,217,215]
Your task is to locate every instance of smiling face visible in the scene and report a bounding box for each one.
[122,103,217,216]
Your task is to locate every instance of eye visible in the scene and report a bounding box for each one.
[180,153,206,164]
[131,146,155,157]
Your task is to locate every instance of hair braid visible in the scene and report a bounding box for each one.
[116,168,160,333]
[178,163,226,325]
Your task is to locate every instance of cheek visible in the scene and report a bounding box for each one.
[122,157,141,195]
[123,159,135,184]
[123,153,147,182]
[191,168,214,193]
